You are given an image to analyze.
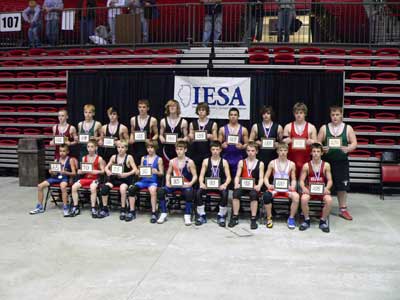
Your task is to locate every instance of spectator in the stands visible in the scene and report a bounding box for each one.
[107,0,125,44]
[242,0,265,44]
[43,0,64,46]
[22,1,42,48]
[127,0,158,43]
[202,0,222,47]
[276,0,295,42]
[77,0,97,44]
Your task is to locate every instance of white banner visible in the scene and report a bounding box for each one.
[174,76,251,120]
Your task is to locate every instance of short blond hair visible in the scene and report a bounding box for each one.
[83,104,95,113]
[276,142,288,150]
[164,99,181,116]
[292,102,308,116]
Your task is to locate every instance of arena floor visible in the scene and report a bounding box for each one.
[1,177,399,300]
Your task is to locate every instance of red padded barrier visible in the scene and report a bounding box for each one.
[349,72,371,80]
[17,106,36,112]
[353,125,377,132]
[348,150,371,157]
[375,112,396,119]
[348,111,370,119]
[248,46,269,54]
[249,54,269,64]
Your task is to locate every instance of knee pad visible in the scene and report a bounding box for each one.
[101,185,111,196]
[128,185,139,197]
[157,188,166,199]
[249,190,259,201]
[232,189,242,199]
[183,189,193,202]
[263,191,273,205]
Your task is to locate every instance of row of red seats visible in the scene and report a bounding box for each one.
[0,48,182,57]
[0,127,49,135]
[249,47,400,56]
[0,94,66,101]
[0,105,59,112]
[0,138,54,146]
[351,137,399,146]
[353,125,400,133]
[344,99,400,106]
[0,83,65,90]
[349,150,395,159]
[345,86,400,93]
[0,71,66,78]
[249,54,400,67]
[0,58,177,67]
[0,117,57,124]
[347,72,399,80]
[346,112,399,119]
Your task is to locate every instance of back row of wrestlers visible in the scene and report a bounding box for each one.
[30,99,357,232]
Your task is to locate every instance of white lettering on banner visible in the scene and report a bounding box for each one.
[174,76,251,120]
[0,13,21,32]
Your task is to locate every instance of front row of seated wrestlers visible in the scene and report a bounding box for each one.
[31,138,333,233]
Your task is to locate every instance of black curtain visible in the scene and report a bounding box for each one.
[68,69,343,129]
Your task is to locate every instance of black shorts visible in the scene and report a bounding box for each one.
[109,175,132,187]
[330,159,350,192]
[233,189,259,201]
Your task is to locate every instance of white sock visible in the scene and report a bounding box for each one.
[197,205,205,216]
[218,206,227,217]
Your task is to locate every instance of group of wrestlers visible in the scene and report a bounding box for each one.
[30,99,358,233]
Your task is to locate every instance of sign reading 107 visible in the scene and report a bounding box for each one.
[0,13,22,32]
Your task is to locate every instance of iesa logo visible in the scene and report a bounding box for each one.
[177,85,245,108]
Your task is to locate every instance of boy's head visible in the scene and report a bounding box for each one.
[138,99,150,114]
[165,99,180,116]
[175,141,188,156]
[246,141,259,157]
[210,141,222,156]
[146,140,159,154]
[58,144,69,157]
[228,108,239,123]
[259,106,275,121]
[58,109,68,123]
[196,102,210,117]
[310,143,323,160]
[87,139,97,153]
[83,104,95,119]
[117,140,128,153]
[293,102,308,121]
[329,105,343,124]
[107,107,119,121]
[276,142,289,156]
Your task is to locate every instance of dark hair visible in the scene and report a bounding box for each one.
[329,105,343,114]
[311,143,323,151]
[175,140,188,149]
[107,106,119,116]
[210,141,222,149]
[196,102,210,115]
[259,105,275,120]
[246,141,259,151]
[228,107,239,116]
[138,99,150,107]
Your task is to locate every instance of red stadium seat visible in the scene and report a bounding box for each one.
[324,59,345,66]
[348,111,370,119]
[0,72,14,78]
[357,137,369,145]
[11,94,31,100]
[104,59,126,65]
[248,46,269,54]
[299,56,320,65]
[43,127,53,135]
[374,138,396,146]
[47,50,66,56]
[61,60,83,66]
[23,128,41,135]
[376,72,398,80]
[4,128,21,134]
[0,139,18,145]
[17,83,36,90]
[38,117,57,124]
[349,59,371,67]
[40,60,60,67]
[157,48,181,54]
[17,106,36,112]
[1,61,21,67]
[0,95,10,100]
[83,59,104,66]
[374,60,399,67]
[249,54,269,64]
[0,84,16,90]
[21,60,40,67]
[344,98,351,105]
[299,47,321,54]
[0,106,16,112]
[133,48,155,55]
[16,71,36,78]
[382,99,400,106]
[381,126,400,133]
[348,150,371,158]
[58,71,66,77]
[110,48,134,55]
[152,58,177,64]
[382,87,400,94]
[88,48,111,55]
[8,50,28,57]
[375,112,396,119]
[67,48,88,56]
[354,86,378,93]
[17,117,36,123]
[37,107,58,113]
[349,72,371,80]
[345,86,351,93]
[354,98,378,106]
[125,59,150,65]
[274,54,295,64]
[38,82,58,89]
[59,83,66,89]
[37,71,56,78]
[28,48,47,56]
[353,125,377,132]
[0,117,15,123]
[376,48,399,56]
[381,164,400,199]
[55,93,67,100]
[349,48,372,56]
[323,48,346,55]
[273,46,295,54]
[32,95,52,100]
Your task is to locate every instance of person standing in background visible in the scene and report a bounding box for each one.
[202,0,222,47]
[276,0,295,42]
[107,0,125,44]
[127,0,158,43]
[22,1,42,48]
[77,0,97,44]
[43,0,63,46]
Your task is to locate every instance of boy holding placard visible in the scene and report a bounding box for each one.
[77,104,102,159]
[101,140,137,221]
[317,106,357,221]
[263,143,299,229]
[30,144,77,216]
[68,140,105,217]
[228,141,264,230]
[50,109,78,160]
[189,102,218,176]
[218,107,249,180]
[129,99,159,165]
[249,105,283,165]
[99,107,129,164]
[283,103,317,178]
[128,140,164,223]
[159,100,189,167]
[157,141,197,225]
[299,143,333,233]
[195,141,231,227]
